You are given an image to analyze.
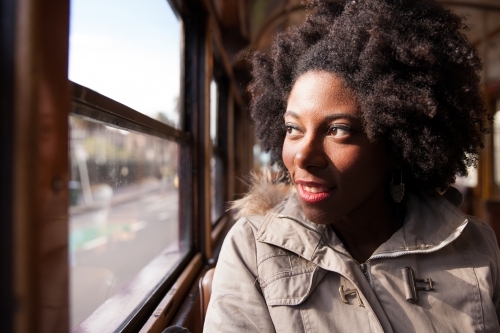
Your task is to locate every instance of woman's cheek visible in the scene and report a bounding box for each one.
[282,141,295,170]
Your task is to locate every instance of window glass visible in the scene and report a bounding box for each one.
[455,165,478,188]
[211,156,224,222]
[68,0,181,128]
[69,114,185,328]
[210,78,224,222]
[494,108,500,186]
[210,79,218,144]
[253,143,273,172]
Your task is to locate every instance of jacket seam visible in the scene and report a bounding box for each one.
[275,215,324,235]
[244,218,265,297]
[458,238,484,332]
[311,227,327,260]
[260,267,316,286]
[257,251,290,266]
[256,210,278,240]
[300,304,311,333]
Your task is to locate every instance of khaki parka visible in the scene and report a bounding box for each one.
[204,186,500,332]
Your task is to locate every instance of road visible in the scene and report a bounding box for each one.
[69,187,180,328]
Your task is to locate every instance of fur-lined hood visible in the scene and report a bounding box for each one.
[230,171,294,220]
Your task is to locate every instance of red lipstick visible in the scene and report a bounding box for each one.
[295,181,333,203]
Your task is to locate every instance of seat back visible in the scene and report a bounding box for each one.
[199,268,215,323]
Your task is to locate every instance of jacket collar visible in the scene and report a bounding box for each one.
[256,191,468,264]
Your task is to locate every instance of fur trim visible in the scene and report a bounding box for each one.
[230,170,294,219]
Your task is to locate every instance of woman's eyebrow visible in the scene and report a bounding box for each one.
[284,111,360,121]
[324,113,360,122]
[284,110,300,119]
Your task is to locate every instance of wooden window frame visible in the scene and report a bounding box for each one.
[66,1,208,331]
[69,83,195,332]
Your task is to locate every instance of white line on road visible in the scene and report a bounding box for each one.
[130,220,147,232]
[82,236,109,251]
[157,212,170,221]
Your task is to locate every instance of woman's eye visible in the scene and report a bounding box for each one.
[285,125,300,135]
[328,125,353,138]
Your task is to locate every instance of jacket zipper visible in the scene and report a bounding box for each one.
[368,218,468,260]
[329,219,468,263]
[359,263,370,283]
[327,218,468,292]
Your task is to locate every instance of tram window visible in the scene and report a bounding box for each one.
[494,105,500,187]
[68,0,182,128]
[211,78,224,223]
[68,0,190,330]
[210,79,218,144]
[68,115,189,329]
[455,165,478,188]
[211,156,224,222]
[253,143,273,172]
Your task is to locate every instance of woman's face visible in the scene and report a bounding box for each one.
[283,71,391,225]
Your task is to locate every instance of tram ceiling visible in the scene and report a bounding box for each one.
[209,0,500,94]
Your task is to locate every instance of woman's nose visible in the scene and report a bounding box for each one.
[294,135,328,170]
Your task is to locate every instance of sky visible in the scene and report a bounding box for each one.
[68,0,181,127]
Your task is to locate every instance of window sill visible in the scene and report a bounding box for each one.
[72,245,191,333]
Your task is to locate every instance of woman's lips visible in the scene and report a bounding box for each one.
[296,182,334,203]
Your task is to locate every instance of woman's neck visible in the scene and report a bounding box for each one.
[331,196,402,264]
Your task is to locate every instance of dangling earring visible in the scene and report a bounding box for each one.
[390,169,405,203]
[285,170,292,185]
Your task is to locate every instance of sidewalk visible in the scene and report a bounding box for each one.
[70,180,174,216]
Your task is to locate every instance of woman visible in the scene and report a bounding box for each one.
[204,0,500,332]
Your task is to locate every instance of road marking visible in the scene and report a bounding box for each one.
[82,236,109,250]
[130,220,147,232]
[157,212,169,221]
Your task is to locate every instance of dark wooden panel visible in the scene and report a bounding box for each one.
[170,277,203,333]
[442,1,500,11]
[13,0,70,332]
[0,0,17,332]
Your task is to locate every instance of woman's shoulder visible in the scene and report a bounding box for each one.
[225,216,264,242]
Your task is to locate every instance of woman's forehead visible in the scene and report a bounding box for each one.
[292,71,354,96]
[287,71,357,108]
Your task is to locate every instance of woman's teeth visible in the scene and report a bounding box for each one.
[303,186,327,193]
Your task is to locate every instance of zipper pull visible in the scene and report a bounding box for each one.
[359,263,370,282]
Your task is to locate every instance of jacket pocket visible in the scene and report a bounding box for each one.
[258,253,326,306]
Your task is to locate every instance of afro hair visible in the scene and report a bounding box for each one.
[249,0,489,193]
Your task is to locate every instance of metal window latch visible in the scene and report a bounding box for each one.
[339,285,365,307]
[402,266,434,304]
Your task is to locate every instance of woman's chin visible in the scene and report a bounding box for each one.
[300,202,338,225]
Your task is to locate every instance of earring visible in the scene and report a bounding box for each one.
[390,169,405,203]
[285,170,292,185]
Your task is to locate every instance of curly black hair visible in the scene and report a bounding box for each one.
[249,0,489,193]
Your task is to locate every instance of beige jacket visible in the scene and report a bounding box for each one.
[204,184,500,332]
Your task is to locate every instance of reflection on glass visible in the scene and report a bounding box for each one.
[494,109,500,186]
[69,114,182,328]
[253,143,272,171]
[211,156,224,223]
[68,0,181,128]
[210,79,218,144]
